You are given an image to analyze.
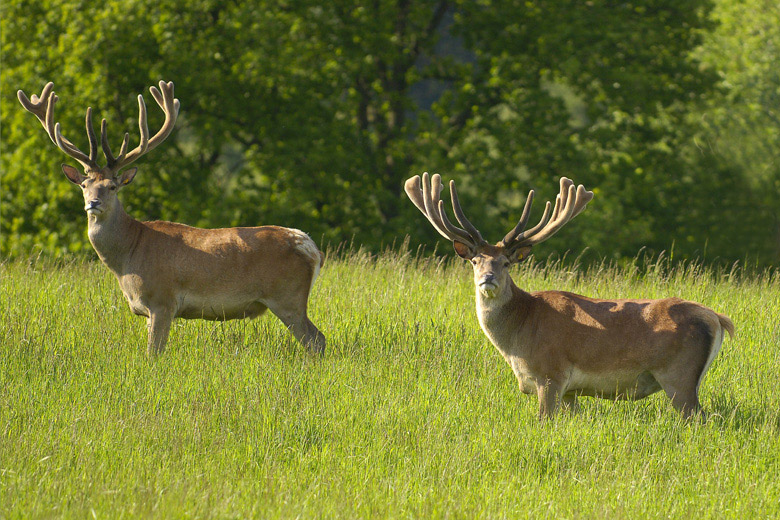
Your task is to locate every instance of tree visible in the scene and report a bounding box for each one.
[692,0,780,262]
[2,0,456,255]
[2,0,776,266]
[412,0,739,263]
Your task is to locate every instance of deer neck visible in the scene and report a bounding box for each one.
[475,277,530,353]
[86,201,140,274]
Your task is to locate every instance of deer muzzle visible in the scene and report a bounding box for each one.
[85,199,102,215]
[478,274,499,297]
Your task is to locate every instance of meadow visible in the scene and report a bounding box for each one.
[1,250,779,518]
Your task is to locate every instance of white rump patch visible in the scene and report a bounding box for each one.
[698,326,724,392]
[286,228,322,291]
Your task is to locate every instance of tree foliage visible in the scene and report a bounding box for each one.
[692,0,780,262]
[2,0,778,266]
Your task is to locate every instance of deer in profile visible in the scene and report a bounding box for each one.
[405,173,734,419]
[18,81,326,356]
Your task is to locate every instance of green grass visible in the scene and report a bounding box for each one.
[1,250,779,518]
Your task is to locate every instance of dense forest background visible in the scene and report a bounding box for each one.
[2,0,778,266]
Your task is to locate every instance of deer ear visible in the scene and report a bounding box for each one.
[61,164,85,185]
[117,167,137,187]
[508,245,532,264]
[453,241,475,260]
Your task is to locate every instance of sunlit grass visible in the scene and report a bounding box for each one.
[1,251,779,518]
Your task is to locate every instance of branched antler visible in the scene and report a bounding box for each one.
[105,81,180,171]
[500,177,593,249]
[18,81,180,176]
[18,82,100,171]
[405,173,593,253]
[404,172,486,249]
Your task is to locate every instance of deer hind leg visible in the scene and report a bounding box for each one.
[147,307,175,357]
[653,348,711,418]
[656,320,719,418]
[652,361,705,418]
[263,251,326,354]
[655,376,702,418]
[267,299,326,354]
[293,316,326,354]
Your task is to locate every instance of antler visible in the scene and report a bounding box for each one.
[17,82,101,171]
[404,172,486,249]
[103,80,180,172]
[17,81,180,175]
[500,177,593,249]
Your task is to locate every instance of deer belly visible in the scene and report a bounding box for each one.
[567,368,662,400]
[176,293,267,321]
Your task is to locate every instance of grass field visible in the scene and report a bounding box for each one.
[1,250,779,518]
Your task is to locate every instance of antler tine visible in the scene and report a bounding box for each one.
[405,174,450,241]
[109,80,179,172]
[515,201,552,243]
[18,82,100,171]
[500,189,535,246]
[420,174,466,243]
[422,172,443,223]
[144,80,179,153]
[117,133,130,161]
[449,180,485,244]
[135,94,150,155]
[511,178,593,248]
[437,199,475,244]
[404,173,482,247]
[523,184,577,245]
[571,184,593,219]
[404,174,429,215]
[85,108,98,163]
[101,118,132,169]
[44,94,92,160]
[53,122,93,168]
[17,82,54,124]
[44,94,59,145]
[550,177,573,221]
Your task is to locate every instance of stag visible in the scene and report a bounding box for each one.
[405,173,733,418]
[18,81,326,356]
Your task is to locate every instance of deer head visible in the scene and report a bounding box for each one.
[405,173,594,298]
[17,81,180,221]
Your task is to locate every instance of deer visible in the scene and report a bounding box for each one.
[405,172,734,419]
[18,81,326,356]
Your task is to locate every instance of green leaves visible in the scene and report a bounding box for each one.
[2,0,778,265]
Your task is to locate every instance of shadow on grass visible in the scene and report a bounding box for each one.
[544,393,780,433]
[704,397,780,432]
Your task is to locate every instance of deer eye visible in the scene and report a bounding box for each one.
[109,185,117,191]
[503,261,510,267]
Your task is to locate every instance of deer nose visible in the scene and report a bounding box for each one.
[85,199,101,211]
[479,273,496,285]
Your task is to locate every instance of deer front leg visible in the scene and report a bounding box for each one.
[147,307,175,357]
[536,379,564,420]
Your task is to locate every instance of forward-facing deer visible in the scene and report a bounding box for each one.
[405,173,734,418]
[18,81,326,356]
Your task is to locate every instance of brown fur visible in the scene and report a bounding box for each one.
[19,81,325,356]
[468,244,733,419]
[81,174,327,356]
[404,173,733,419]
